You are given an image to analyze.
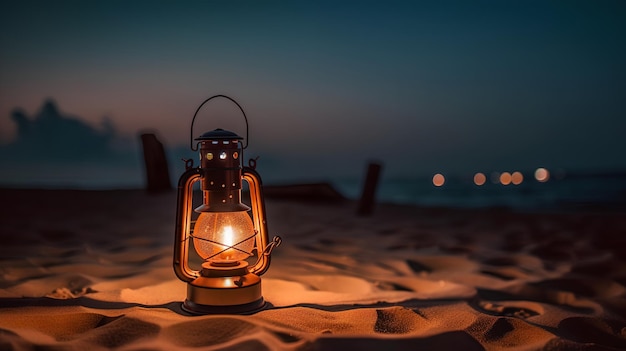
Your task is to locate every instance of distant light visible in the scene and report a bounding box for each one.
[500,172,512,185]
[511,171,524,185]
[432,173,445,187]
[535,168,550,182]
[490,172,500,184]
[474,172,486,186]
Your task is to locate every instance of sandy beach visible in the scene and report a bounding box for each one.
[1,187,625,350]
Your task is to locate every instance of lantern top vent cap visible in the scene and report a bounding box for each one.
[195,128,243,141]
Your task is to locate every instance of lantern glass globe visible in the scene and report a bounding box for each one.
[193,212,255,264]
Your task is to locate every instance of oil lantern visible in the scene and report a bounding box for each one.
[173,95,281,314]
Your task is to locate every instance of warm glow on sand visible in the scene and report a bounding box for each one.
[474,173,486,186]
[432,173,445,187]
[511,171,524,185]
[499,172,512,185]
[535,168,550,182]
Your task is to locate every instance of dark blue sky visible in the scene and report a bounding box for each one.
[1,0,625,185]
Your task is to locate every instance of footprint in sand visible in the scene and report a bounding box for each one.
[531,277,625,298]
[374,307,426,334]
[406,259,432,274]
[46,275,96,299]
[474,300,542,319]
[80,316,160,348]
[471,315,554,348]
[162,317,259,347]
[556,316,626,350]
[0,312,156,349]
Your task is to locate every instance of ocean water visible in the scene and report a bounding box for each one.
[333,172,626,211]
[2,161,624,212]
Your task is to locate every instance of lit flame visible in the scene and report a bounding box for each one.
[220,226,235,260]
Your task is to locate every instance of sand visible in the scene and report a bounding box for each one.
[0,188,625,350]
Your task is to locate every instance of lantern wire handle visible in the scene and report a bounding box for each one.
[190,94,249,151]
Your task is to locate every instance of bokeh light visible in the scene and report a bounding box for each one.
[535,168,550,182]
[432,173,445,187]
[499,172,512,185]
[511,171,524,185]
[474,172,486,186]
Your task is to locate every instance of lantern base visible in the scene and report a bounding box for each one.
[182,297,266,315]
[182,262,265,315]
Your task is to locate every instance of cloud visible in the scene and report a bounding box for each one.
[0,99,142,187]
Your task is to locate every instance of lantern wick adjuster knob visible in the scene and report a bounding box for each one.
[182,158,194,170]
[249,236,281,271]
[263,236,282,257]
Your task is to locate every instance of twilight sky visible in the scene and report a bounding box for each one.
[1,0,625,186]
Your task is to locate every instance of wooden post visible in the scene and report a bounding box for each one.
[357,162,382,216]
[140,133,171,193]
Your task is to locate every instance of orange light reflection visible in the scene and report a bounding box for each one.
[500,172,512,185]
[474,172,486,186]
[511,171,523,185]
[535,168,550,182]
[432,173,445,187]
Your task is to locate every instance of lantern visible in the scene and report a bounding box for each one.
[173,95,281,314]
